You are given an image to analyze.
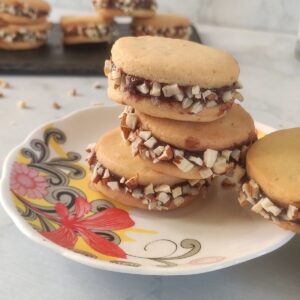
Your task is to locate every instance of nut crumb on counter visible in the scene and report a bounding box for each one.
[0,80,10,88]
[68,88,77,96]
[93,81,102,89]
[17,100,27,109]
[52,102,61,109]
[90,101,103,106]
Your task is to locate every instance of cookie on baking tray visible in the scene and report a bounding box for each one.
[0,0,50,25]
[60,15,113,45]
[0,21,51,50]
[93,0,157,18]
[132,13,190,39]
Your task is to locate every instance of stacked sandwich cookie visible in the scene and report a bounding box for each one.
[0,0,51,50]
[105,37,243,122]
[86,36,257,212]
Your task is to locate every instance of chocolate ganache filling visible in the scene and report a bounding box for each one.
[0,3,48,19]
[133,25,190,39]
[64,25,111,39]
[86,143,205,211]
[0,28,49,43]
[93,0,157,11]
[120,106,257,179]
[239,179,300,224]
[105,60,244,114]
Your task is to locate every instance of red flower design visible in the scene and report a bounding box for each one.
[41,197,134,258]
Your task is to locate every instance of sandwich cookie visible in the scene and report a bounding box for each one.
[105,36,243,123]
[0,0,50,25]
[132,13,191,39]
[86,128,206,211]
[120,104,257,180]
[238,128,300,233]
[61,16,113,45]
[92,0,157,18]
[0,21,51,50]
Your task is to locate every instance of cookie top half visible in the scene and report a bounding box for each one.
[111,36,239,88]
[1,21,51,33]
[247,128,300,205]
[60,15,112,27]
[137,104,255,151]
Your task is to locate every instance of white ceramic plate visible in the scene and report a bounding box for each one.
[0,106,294,276]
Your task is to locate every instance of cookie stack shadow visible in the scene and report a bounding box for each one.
[0,0,52,50]
[86,36,257,212]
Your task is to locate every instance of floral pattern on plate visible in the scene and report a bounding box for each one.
[9,125,202,266]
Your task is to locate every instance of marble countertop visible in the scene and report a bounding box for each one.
[0,24,300,300]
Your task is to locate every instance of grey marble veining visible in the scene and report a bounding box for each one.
[0,24,300,299]
[47,0,300,33]
[195,0,300,34]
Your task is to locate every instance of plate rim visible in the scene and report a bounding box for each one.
[0,105,295,276]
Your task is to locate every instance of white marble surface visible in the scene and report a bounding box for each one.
[0,25,300,299]
[48,0,300,33]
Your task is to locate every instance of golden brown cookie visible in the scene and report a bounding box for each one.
[0,21,52,50]
[60,15,113,45]
[93,0,156,18]
[105,36,243,122]
[85,128,206,211]
[132,13,190,39]
[238,128,300,233]
[120,105,256,180]
[0,0,50,25]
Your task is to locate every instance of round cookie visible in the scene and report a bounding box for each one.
[97,129,182,186]
[86,128,205,211]
[62,35,109,45]
[0,21,52,50]
[111,36,239,88]
[60,15,113,45]
[93,0,156,18]
[120,104,256,180]
[132,13,190,39]
[238,128,300,233]
[0,39,45,50]
[105,36,243,122]
[136,104,256,151]
[247,128,300,205]
[0,0,50,25]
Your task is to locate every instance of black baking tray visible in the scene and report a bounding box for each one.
[0,23,202,76]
